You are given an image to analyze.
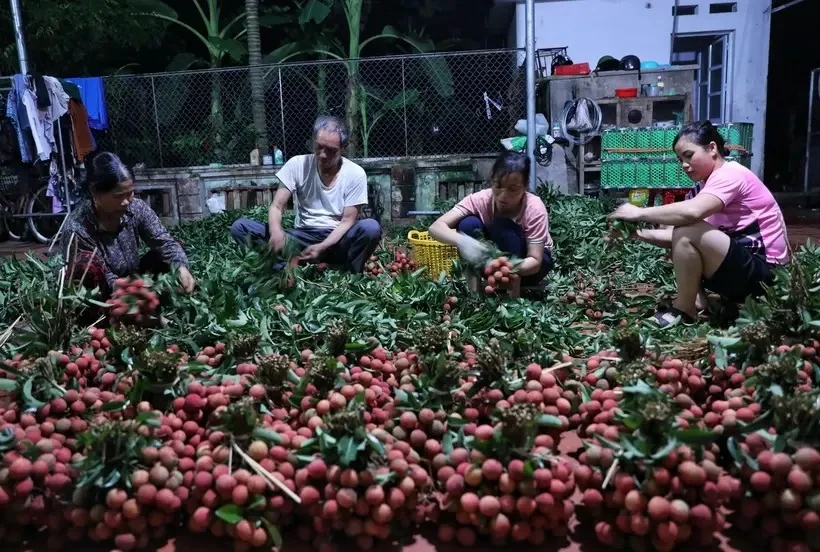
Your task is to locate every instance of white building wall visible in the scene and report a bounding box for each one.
[512,0,772,176]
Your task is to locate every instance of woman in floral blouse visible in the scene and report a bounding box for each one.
[61,151,196,294]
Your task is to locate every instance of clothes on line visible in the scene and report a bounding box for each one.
[5,89,35,163]
[59,79,82,103]
[33,74,51,110]
[68,100,96,161]
[66,77,108,130]
[2,74,96,166]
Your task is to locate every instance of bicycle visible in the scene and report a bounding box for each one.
[0,162,83,245]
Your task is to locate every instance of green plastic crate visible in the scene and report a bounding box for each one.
[601,157,693,190]
[717,123,753,152]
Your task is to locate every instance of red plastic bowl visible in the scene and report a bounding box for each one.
[615,88,638,98]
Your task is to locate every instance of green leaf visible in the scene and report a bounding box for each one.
[707,335,742,349]
[537,414,563,428]
[100,400,127,413]
[298,0,334,25]
[339,436,358,467]
[215,504,244,525]
[261,517,283,548]
[130,0,178,19]
[379,25,454,98]
[251,427,283,445]
[208,36,247,61]
[0,380,17,391]
[650,439,678,460]
[674,428,717,445]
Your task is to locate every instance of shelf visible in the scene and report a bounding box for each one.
[596,94,687,105]
[540,65,698,82]
[583,166,601,172]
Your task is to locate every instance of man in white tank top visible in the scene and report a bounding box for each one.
[231,116,382,273]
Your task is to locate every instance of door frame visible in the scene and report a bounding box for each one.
[671,30,735,123]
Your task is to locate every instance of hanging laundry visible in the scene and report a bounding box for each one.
[47,157,63,213]
[39,77,70,160]
[58,79,82,102]
[5,90,34,163]
[43,77,69,120]
[0,97,19,164]
[32,73,51,110]
[68,100,95,161]
[21,87,52,161]
[66,77,108,130]
[11,74,30,131]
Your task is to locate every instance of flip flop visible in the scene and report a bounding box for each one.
[653,307,695,328]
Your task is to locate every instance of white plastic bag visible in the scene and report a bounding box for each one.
[206,193,226,214]
[514,113,548,136]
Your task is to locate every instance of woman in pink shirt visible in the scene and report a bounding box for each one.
[429,151,554,288]
[610,121,789,327]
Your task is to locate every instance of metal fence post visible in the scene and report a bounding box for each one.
[402,57,409,157]
[150,76,164,168]
[278,68,288,158]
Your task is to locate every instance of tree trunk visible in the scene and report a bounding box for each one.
[344,0,363,157]
[245,0,269,156]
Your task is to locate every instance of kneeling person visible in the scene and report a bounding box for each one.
[231,116,382,273]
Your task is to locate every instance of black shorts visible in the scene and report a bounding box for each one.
[703,238,775,303]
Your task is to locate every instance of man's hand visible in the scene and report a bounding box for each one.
[269,229,287,252]
[301,243,328,261]
[178,266,196,294]
[609,203,643,222]
[457,233,489,265]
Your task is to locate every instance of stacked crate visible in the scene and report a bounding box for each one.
[600,123,753,191]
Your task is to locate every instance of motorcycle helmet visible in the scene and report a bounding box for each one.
[620,55,641,71]
[551,53,574,74]
[641,60,660,70]
[595,55,621,72]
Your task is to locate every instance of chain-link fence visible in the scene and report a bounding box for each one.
[98,49,526,168]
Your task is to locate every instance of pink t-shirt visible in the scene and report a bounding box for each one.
[454,189,553,248]
[686,161,788,265]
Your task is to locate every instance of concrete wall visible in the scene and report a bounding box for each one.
[134,156,499,225]
[512,0,772,176]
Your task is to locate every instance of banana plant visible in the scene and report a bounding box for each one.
[130,0,287,159]
[263,0,454,157]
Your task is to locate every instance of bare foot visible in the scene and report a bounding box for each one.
[695,290,708,312]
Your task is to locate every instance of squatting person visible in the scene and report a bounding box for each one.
[428,151,554,289]
[609,120,789,327]
[61,151,196,294]
[231,115,382,273]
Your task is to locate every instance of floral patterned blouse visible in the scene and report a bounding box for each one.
[60,198,188,288]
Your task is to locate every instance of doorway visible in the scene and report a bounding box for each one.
[671,32,733,124]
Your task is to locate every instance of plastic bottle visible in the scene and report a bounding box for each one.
[656,75,665,96]
[273,146,285,165]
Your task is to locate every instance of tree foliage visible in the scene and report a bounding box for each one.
[0,0,167,75]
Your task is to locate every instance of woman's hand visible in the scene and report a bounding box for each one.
[609,203,643,222]
[178,266,196,294]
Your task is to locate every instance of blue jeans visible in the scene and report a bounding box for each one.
[230,218,382,274]
[457,215,553,286]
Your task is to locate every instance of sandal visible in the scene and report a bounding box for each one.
[653,307,695,328]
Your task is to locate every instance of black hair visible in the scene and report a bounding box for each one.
[84,151,133,195]
[491,151,530,186]
[672,120,727,156]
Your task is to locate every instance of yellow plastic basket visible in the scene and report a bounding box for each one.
[407,230,459,278]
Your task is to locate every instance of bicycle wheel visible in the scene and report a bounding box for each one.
[27,184,66,244]
[1,195,27,240]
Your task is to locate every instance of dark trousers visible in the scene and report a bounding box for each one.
[457,215,553,286]
[230,218,382,274]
